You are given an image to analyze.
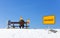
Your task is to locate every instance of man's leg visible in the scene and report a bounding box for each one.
[19,26,21,29]
[22,25,24,28]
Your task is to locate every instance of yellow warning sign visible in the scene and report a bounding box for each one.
[43,15,55,24]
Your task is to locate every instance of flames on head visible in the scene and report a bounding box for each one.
[20,16,23,20]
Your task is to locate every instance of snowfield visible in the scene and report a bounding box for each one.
[0,29,60,38]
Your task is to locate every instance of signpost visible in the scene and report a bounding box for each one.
[43,15,56,33]
[43,15,55,24]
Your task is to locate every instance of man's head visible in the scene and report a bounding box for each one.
[20,16,23,20]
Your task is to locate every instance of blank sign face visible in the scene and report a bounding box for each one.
[43,15,55,25]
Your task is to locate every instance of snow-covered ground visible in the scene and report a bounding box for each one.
[0,29,60,38]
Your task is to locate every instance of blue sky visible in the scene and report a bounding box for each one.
[0,0,60,29]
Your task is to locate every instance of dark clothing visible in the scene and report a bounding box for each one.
[19,25,24,28]
[19,20,25,28]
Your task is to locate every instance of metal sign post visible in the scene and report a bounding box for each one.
[43,15,56,33]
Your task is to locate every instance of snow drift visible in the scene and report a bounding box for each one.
[0,29,60,38]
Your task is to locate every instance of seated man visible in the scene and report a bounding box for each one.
[19,16,25,28]
[19,19,25,28]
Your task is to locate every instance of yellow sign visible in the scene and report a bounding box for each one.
[43,15,55,24]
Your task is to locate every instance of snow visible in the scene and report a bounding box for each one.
[0,29,60,38]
